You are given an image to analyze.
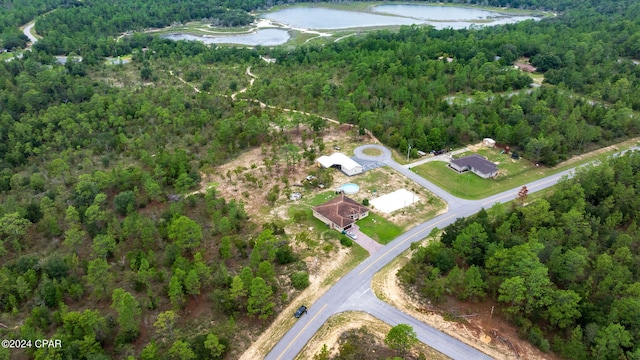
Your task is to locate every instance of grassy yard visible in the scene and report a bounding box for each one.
[290,187,405,245]
[305,191,338,206]
[362,147,383,156]
[0,52,19,61]
[357,212,403,244]
[411,141,636,200]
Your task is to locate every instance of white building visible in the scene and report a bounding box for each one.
[316,153,363,176]
[483,138,496,147]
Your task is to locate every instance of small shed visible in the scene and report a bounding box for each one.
[417,150,427,157]
[483,138,496,148]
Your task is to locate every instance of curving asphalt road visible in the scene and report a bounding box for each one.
[266,144,639,360]
[23,22,38,45]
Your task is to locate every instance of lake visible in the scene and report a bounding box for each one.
[262,7,418,29]
[162,29,290,46]
[163,4,540,46]
[262,5,539,30]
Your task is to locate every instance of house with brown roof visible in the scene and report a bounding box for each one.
[449,154,498,179]
[312,195,370,232]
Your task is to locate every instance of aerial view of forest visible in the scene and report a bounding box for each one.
[1,0,640,359]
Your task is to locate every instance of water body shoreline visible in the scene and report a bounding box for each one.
[159,3,545,46]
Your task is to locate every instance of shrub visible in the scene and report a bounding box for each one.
[340,236,353,247]
[276,245,297,264]
[114,190,136,216]
[529,326,550,352]
[291,271,309,290]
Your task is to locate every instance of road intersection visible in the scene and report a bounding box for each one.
[266,144,626,360]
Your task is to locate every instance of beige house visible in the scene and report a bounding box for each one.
[312,195,370,232]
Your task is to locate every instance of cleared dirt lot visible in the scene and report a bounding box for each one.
[296,311,450,360]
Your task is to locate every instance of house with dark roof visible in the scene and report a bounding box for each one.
[449,154,498,179]
[312,195,370,232]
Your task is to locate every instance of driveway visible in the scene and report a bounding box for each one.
[349,224,382,254]
[403,147,469,168]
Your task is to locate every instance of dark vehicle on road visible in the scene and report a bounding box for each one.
[294,305,308,318]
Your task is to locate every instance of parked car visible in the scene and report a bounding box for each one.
[346,231,357,240]
[294,305,308,318]
[305,175,316,181]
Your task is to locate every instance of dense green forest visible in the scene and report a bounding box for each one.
[399,151,640,359]
[0,40,329,359]
[33,0,256,57]
[2,0,640,358]
[0,0,65,50]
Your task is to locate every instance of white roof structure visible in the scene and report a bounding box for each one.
[483,138,496,147]
[317,153,363,176]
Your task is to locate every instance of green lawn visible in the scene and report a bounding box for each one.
[0,52,19,61]
[305,191,338,206]
[357,212,403,244]
[411,145,630,200]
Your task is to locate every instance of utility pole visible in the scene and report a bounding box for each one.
[406,139,413,162]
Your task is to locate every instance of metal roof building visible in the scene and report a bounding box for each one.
[316,153,363,176]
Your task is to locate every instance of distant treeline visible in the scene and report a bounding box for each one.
[245,11,640,165]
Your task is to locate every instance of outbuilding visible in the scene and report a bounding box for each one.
[316,153,363,176]
[483,138,496,148]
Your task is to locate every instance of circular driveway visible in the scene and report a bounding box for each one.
[353,144,392,161]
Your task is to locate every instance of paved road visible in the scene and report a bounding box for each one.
[266,145,638,360]
[23,22,38,45]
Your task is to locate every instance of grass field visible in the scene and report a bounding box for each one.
[362,147,383,156]
[357,212,403,244]
[411,141,636,199]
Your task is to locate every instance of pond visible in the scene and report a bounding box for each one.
[161,29,290,46]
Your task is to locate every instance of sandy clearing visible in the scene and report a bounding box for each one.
[297,311,450,360]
